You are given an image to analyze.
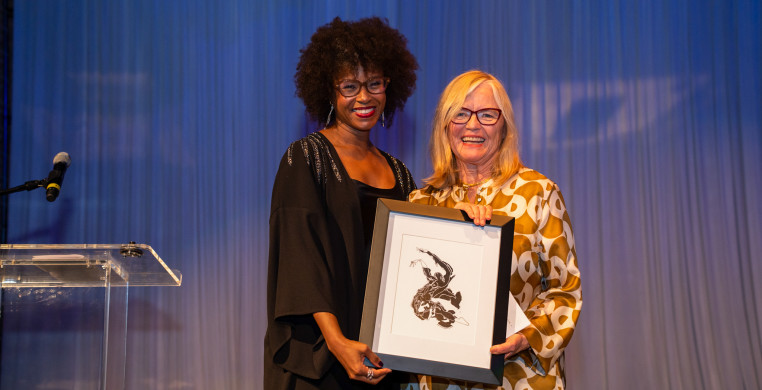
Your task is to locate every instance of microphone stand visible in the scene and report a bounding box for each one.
[0,179,47,196]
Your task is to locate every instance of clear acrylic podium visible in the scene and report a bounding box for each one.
[0,243,182,390]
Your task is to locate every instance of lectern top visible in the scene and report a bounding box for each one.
[0,243,182,287]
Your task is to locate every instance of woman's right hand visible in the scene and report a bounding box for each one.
[326,335,391,384]
[454,202,492,226]
[314,312,391,384]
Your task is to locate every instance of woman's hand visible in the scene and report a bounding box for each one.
[454,202,492,226]
[314,312,391,384]
[490,333,530,360]
[326,336,391,384]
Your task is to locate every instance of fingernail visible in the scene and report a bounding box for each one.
[378,361,384,367]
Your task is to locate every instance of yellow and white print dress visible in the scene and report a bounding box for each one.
[404,168,582,390]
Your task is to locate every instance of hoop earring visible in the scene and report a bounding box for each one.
[381,112,386,128]
[326,104,334,126]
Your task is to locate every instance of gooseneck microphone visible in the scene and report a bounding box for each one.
[45,152,71,202]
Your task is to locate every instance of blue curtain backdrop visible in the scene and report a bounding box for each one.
[5,0,761,388]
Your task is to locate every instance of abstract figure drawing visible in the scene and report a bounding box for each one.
[410,248,469,328]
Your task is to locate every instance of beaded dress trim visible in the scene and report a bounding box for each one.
[287,132,415,194]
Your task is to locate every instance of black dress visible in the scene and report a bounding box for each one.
[264,132,416,389]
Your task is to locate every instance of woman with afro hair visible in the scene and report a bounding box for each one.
[265,17,418,389]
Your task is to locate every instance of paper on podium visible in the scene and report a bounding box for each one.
[506,294,531,336]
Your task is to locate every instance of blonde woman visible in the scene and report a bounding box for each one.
[405,70,581,389]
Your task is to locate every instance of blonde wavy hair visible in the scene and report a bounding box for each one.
[424,70,522,189]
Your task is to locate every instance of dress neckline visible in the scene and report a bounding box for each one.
[315,131,398,190]
[353,178,400,192]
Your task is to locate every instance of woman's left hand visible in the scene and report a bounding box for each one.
[490,333,530,360]
[454,202,492,226]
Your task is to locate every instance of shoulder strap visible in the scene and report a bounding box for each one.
[286,133,344,189]
[379,150,417,195]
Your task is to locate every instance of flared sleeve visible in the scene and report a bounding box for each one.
[265,141,342,379]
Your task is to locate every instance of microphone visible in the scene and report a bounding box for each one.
[45,152,71,202]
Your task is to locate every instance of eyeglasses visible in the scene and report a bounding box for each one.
[335,77,390,97]
[451,108,502,125]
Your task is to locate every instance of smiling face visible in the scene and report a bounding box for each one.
[332,66,386,132]
[447,82,505,172]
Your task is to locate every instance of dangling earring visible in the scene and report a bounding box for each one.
[381,112,386,128]
[326,104,334,126]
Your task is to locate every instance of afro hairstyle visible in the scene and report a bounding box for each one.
[295,16,418,127]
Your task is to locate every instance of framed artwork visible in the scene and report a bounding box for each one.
[360,199,515,385]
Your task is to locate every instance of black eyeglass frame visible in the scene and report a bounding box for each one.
[334,77,391,98]
[450,107,503,125]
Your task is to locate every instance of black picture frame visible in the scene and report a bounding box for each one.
[360,198,515,385]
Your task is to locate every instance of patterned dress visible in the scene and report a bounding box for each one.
[404,168,582,390]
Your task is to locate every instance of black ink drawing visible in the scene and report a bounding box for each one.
[410,248,470,328]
